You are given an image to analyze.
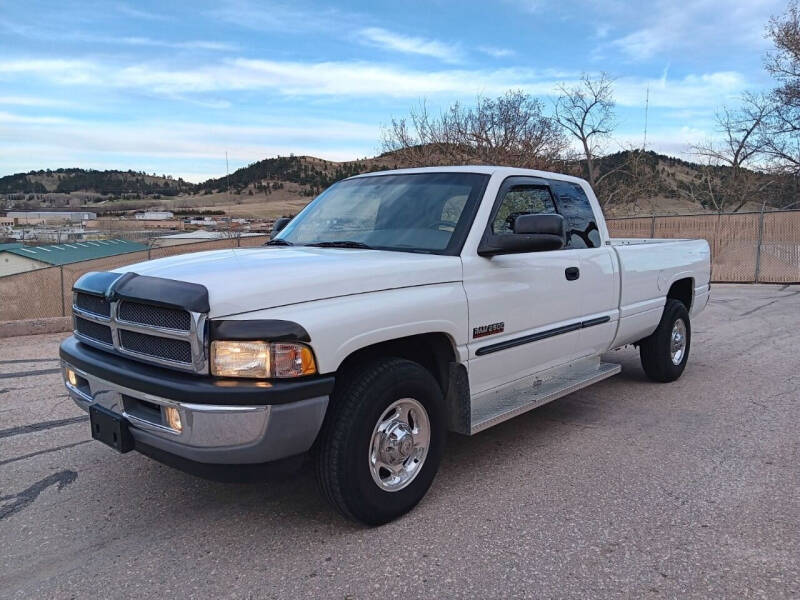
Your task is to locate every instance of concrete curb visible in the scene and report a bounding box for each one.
[0,317,72,339]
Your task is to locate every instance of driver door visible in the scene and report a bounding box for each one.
[462,177,586,395]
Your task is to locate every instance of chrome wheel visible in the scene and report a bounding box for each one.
[670,318,687,365]
[368,398,430,492]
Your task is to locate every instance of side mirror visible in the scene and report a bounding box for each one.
[478,213,565,257]
[270,217,291,239]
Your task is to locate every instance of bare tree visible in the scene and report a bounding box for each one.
[761,0,800,175]
[554,73,616,189]
[690,93,774,212]
[766,1,800,109]
[382,91,570,170]
[593,147,659,214]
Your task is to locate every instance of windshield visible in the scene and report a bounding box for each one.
[275,172,490,254]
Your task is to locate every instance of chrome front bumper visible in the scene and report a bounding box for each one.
[63,362,329,465]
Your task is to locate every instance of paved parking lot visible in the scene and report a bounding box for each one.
[1,284,799,599]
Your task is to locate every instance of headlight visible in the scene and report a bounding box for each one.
[210,340,317,378]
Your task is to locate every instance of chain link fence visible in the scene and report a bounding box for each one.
[2,211,799,322]
[606,209,800,284]
[0,235,269,321]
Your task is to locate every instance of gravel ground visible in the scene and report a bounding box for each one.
[0,284,798,599]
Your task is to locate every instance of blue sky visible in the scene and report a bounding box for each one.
[0,0,786,182]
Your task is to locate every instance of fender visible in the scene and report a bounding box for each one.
[214,282,470,374]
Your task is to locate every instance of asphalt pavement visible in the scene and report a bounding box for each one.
[1,284,798,599]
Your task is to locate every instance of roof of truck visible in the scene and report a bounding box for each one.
[350,165,590,186]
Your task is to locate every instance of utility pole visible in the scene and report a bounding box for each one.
[643,85,649,151]
[225,151,233,241]
[225,151,231,203]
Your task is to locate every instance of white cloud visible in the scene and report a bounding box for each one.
[115,2,170,21]
[595,24,611,39]
[0,18,238,52]
[358,28,462,63]
[478,46,516,58]
[105,36,238,51]
[505,0,546,14]
[207,0,347,33]
[613,71,748,109]
[0,96,73,107]
[0,111,69,124]
[0,56,750,110]
[501,0,782,62]
[0,112,380,181]
[0,59,99,85]
[601,0,784,61]
[612,125,711,160]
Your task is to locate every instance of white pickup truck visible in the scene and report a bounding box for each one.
[61,166,710,525]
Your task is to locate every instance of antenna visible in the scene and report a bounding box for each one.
[643,85,650,151]
[225,151,230,203]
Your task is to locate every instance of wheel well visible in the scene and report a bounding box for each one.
[667,278,693,311]
[335,333,456,395]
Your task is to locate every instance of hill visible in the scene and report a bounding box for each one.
[2,151,796,218]
[0,168,193,197]
[190,150,797,217]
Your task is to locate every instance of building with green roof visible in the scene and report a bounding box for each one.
[0,239,148,277]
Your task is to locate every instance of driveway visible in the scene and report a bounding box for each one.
[1,284,798,598]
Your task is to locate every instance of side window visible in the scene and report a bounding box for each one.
[548,180,601,249]
[492,185,556,234]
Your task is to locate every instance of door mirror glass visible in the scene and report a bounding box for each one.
[479,213,565,256]
[512,213,564,236]
[271,217,291,238]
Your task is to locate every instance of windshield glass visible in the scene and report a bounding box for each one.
[275,172,490,254]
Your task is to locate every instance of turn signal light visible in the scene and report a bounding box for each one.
[164,406,183,432]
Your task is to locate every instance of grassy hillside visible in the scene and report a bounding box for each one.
[2,151,796,218]
[0,168,192,196]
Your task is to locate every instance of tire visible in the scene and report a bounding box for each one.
[639,299,691,383]
[315,357,445,526]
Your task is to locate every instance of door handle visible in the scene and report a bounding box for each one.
[565,266,580,281]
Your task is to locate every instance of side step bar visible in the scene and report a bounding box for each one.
[469,359,621,434]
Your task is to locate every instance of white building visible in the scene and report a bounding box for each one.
[6,211,96,223]
[186,217,217,226]
[135,211,174,220]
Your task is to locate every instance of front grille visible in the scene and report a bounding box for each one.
[75,316,113,345]
[75,292,111,317]
[71,284,204,373]
[119,329,193,364]
[118,301,191,331]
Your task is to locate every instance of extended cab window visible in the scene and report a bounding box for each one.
[548,180,601,249]
[492,185,556,234]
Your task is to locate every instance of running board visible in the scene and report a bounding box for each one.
[469,358,621,434]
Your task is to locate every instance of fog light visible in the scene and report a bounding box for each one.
[164,406,183,432]
[65,367,78,387]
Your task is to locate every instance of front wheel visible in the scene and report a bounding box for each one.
[639,298,691,382]
[314,358,445,526]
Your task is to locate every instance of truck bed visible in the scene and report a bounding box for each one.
[609,237,711,349]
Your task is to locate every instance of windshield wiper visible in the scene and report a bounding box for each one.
[306,241,372,249]
[264,239,293,246]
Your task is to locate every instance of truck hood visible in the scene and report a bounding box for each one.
[114,247,463,317]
